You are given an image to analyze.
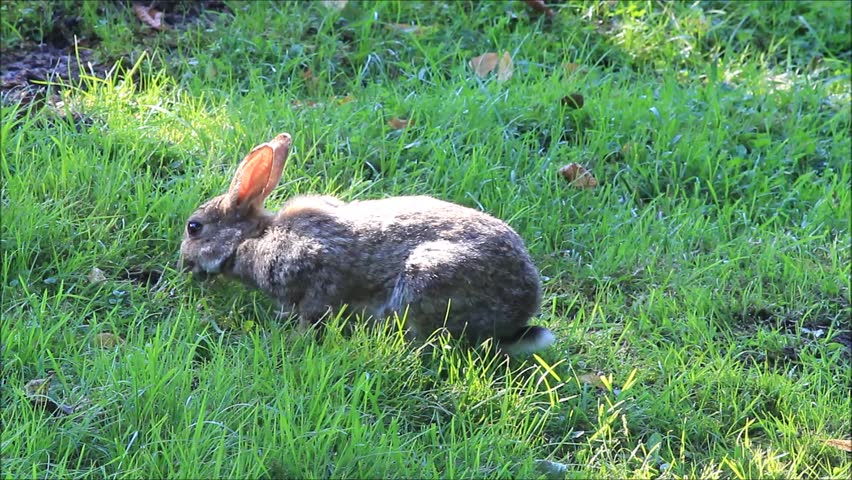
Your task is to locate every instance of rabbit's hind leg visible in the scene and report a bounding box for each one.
[384,240,483,341]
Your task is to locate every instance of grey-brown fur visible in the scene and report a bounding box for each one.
[179,133,554,353]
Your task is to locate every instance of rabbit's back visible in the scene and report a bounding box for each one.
[298,195,541,339]
[343,195,521,243]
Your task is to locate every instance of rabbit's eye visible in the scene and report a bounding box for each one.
[187,221,203,236]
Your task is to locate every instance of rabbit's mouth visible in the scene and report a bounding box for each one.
[178,257,213,281]
[180,254,236,281]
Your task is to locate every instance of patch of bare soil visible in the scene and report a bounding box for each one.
[1,1,230,108]
[1,43,101,106]
[2,8,104,108]
[738,299,852,367]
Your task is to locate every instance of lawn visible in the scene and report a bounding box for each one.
[1,1,850,478]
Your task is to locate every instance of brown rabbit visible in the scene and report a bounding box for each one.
[179,133,554,354]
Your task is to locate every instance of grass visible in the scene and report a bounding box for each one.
[1,0,850,478]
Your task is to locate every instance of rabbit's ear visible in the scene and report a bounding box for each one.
[226,133,291,213]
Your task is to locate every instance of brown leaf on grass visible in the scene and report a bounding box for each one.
[559,163,597,189]
[24,372,55,397]
[470,53,500,78]
[824,439,852,452]
[562,62,591,79]
[337,95,355,105]
[24,372,74,416]
[524,0,556,18]
[88,267,107,284]
[302,67,319,92]
[133,3,165,31]
[321,0,348,10]
[388,118,413,130]
[469,52,513,82]
[563,62,580,74]
[561,93,584,109]
[94,332,125,348]
[291,100,322,110]
[386,23,435,36]
[497,52,513,83]
[578,372,606,388]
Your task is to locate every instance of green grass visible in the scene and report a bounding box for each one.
[2,0,850,478]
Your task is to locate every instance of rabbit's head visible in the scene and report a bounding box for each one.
[179,133,291,279]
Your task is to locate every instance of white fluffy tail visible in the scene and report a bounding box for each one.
[501,326,556,355]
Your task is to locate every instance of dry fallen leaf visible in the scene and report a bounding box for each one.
[94,332,125,348]
[470,52,500,78]
[88,267,107,284]
[388,118,413,130]
[24,372,74,415]
[524,0,556,18]
[824,439,852,452]
[337,95,356,105]
[24,372,55,397]
[497,52,513,83]
[132,3,165,31]
[469,52,513,82]
[563,62,580,74]
[561,93,584,109]
[578,372,606,388]
[291,100,322,110]
[386,23,434,36]
[302,67,319,92]
[321,0,348,10]
[559,163,598,189]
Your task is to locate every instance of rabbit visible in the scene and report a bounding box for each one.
[179,132,555,354]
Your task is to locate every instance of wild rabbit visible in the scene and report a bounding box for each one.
[179,133,554,354]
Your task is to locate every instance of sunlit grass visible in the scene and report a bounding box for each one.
[2,1,850,478]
